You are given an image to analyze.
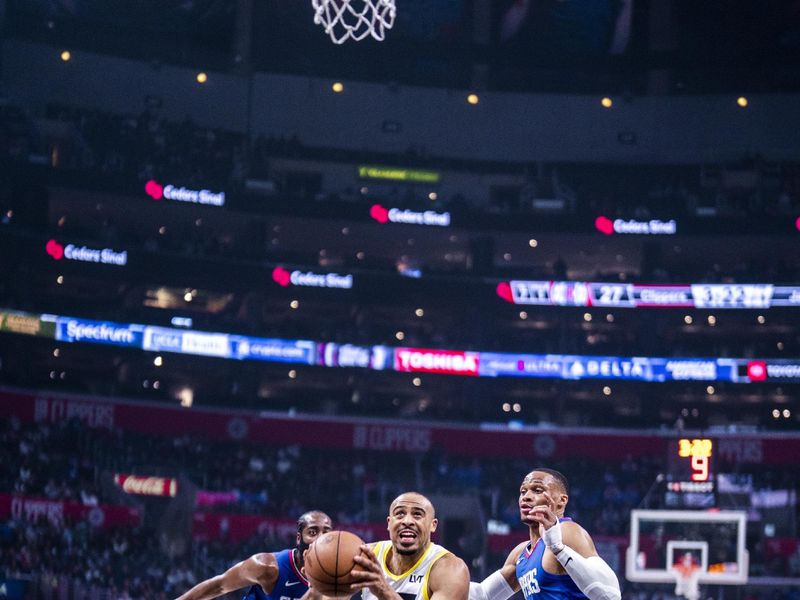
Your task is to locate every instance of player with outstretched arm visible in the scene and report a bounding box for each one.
[177,511,332,600]
[470,468,620,600]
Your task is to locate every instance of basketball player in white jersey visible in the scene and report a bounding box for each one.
[304,492,469,600]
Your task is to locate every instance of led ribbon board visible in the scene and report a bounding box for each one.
[498,281,800,309]
[4,309,800,383]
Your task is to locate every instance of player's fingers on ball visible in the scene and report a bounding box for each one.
[350,568,377,580]
[353,555,380,570]
[350,582,369,591]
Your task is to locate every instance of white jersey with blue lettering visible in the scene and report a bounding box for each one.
[362,541,450,600]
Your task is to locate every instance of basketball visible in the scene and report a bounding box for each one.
[304,530,365,598]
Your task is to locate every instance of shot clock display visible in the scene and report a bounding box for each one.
[665,438,716,508]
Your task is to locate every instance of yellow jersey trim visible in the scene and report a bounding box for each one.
[421,549,449,600]
[380,541,437,581]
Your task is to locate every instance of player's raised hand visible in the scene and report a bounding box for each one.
[530,491,558,531]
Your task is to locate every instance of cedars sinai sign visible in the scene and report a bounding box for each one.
[145,179,225,207]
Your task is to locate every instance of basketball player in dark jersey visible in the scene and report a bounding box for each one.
[177,510,333,600]
[469,469,620,600]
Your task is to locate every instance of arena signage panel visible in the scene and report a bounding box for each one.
[358,165,441,183]
[0,493,141,528]
[370,204,451,227]
[394,348,479,376]
[479,353,565,378]
[144,179,226,206]
[479,353,727,382]
[233,338,316,364]
[45,239,128,266]
[0,311,54,337]
[33,396,115,429]
[319,343,391,369]
[4,308,800,383]
[114,474,178,497]
[498,280,800,309]
[747,360,800,381]
[271,266,353,289]
[180,331,231,358]
[56,317,143,348]
[690,284,776,309]
[566,357,656,380]
[595,215,677,235]
[352,423,432,452]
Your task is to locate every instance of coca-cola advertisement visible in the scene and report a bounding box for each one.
[114,473,178,497]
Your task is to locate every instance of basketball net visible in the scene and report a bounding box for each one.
[312,0,396,44]
[672,562,701,600]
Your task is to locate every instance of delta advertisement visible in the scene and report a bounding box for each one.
[478,354,731,382]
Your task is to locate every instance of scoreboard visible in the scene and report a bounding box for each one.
[665,438,716,508]
[504,281,800,309]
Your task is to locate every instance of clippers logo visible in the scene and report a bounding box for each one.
[747,361,767,382]
[144,180,164,200]
[369,204,450,227]
[46,239,65,260]
[595,216,677,235]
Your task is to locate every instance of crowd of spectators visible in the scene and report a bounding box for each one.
[0,514,290,599]
[3,415,800,598]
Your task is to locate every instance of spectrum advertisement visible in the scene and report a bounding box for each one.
[5,308,800,384]
[498,280,800,309]
[56,318,144,348]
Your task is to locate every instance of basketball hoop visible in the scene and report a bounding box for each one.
[672,561,701,600]
[312,0,396,44]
